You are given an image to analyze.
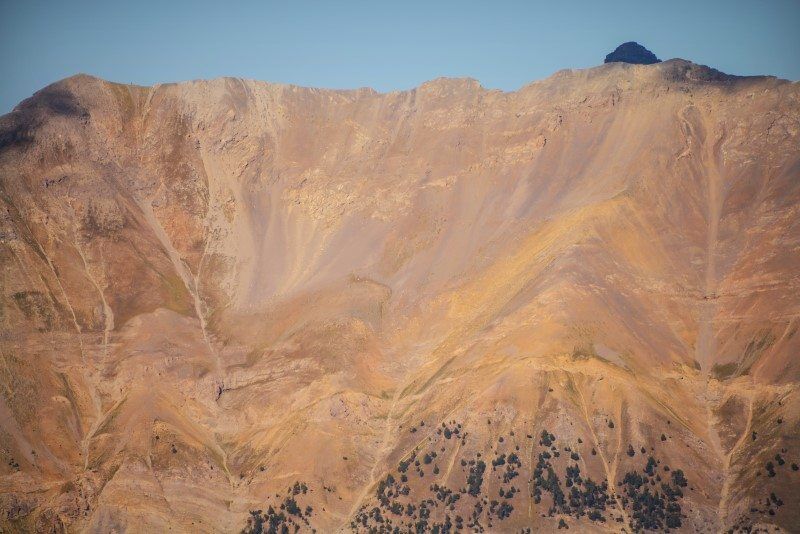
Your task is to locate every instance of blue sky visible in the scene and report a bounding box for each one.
[1,0,799,113]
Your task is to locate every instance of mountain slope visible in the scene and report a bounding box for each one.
[0,60,799,533]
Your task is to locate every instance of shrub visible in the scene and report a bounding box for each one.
[671,470,688,488]
[467,460,486,496]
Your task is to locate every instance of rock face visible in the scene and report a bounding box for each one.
[0,60,799,533]
[604,41,661,64]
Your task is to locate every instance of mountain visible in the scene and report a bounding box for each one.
[0,59,798,533]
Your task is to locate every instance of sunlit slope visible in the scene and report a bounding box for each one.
[0,60,798,532]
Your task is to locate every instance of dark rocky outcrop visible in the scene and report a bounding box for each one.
[604,42,661,65]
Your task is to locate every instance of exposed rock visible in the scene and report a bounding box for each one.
[604,41,661,64]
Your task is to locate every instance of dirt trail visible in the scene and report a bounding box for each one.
[715,391,754,531]
[574,380,631,530]
[525,380,547,523]
[340,387,403,530]
[441,436,462,482]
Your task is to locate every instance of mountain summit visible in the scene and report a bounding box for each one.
[604,41,661,64]
[0,63,798,532]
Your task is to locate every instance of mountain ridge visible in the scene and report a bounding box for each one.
[4,57,790,121]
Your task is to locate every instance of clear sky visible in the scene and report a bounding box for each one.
[1,0,799,113]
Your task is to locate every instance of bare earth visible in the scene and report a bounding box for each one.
[0,60,798,533]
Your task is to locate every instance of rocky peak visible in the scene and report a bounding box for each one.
[604,41,661,65]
